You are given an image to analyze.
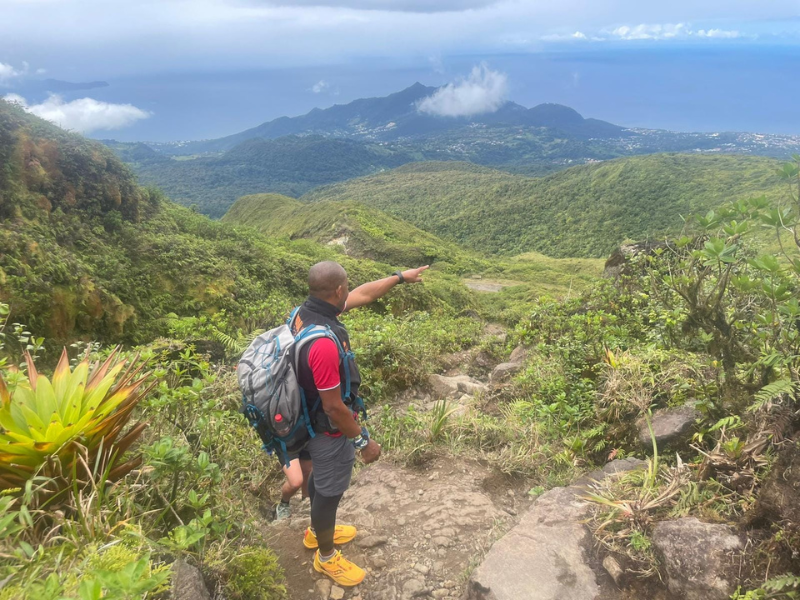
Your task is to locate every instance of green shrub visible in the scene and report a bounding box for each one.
[220,546,287,600]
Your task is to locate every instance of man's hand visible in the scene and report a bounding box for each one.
[401,265,429,283]
[360,439,382,464]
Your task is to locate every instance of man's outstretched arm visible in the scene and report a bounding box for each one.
[345,265,429,311]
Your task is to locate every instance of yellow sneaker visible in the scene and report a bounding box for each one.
[313,550,366,587]
[303,525,358,549]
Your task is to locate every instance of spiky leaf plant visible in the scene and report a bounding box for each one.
[0,348,153,498]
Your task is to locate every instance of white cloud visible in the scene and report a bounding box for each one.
[3,93,151,133]
[611,23,689,40]
[417,63,507,118]
[0,62,24,84]
[607,22,743,41]
[541,30,590,41]
[696,28,741,38]
[311,79,329,93]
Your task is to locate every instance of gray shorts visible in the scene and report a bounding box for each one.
[307,433,355,497]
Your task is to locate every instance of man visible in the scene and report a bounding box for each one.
[290,261,429,587]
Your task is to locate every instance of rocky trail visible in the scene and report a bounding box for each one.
[266,457,529,600]
[250,323,749,600]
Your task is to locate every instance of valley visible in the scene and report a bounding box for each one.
[1,84,799,600]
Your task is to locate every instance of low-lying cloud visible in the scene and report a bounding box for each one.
[609,23,742,41]
[311,79,329,93]
[417,64,507,118]
[3,93,151,133]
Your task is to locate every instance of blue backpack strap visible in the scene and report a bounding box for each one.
[318,327,352,401]
[286,306,301,329]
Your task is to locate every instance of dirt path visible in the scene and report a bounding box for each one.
[264,457,531,600]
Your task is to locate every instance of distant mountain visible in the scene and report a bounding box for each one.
[305,154,786,258]
[153,83,626,155]
[123,135,417,218]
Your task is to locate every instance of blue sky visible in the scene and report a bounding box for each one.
[1,0,799,138]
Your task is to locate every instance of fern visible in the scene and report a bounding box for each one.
[749,379,798,412]
[762,574,800,596]
[211,327,265,356]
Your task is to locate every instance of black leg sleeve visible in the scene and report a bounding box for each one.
[310,491,343,555]
[308,473,317,507]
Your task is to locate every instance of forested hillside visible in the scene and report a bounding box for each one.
[0,100,466,345]
[119,135,418,218]
[306,155,785,257]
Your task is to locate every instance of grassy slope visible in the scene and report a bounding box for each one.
[223,190,603,303]
[304,155,787,258]
[222,193,482,270]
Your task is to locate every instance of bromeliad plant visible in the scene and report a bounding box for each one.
[0,348,153,503]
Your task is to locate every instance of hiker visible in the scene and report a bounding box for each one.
[291,261,429,586]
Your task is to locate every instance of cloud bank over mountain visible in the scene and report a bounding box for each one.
[4,94,150,133]
[417,65,507,117]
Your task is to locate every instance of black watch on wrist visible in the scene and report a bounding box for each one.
[393,270,405,284]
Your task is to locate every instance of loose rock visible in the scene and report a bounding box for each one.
[357,534,389,548]
[602,555,625,587]
[402,578,427,598]
[490,362,523,383]
[172,559,212,600]
[429,374,480,399]
[637,405,700,450]
[330,585,346,600]
[316,579,333,599]
[457,380,488,396]
[508,345,527,363]
[652,517,743,600]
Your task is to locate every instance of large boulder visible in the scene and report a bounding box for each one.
[466,459,646,600]
[651,517,743,600]
[637,405,700,451]
[172,559,212,600]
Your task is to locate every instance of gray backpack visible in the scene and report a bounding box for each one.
[237,307,348,466]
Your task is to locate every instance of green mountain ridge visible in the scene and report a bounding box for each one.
[305,154,787,258]
[150,83,625,155]
[0,100,470,345]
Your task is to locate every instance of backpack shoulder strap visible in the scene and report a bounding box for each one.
[292,325,352,400]
[286,306,302,331]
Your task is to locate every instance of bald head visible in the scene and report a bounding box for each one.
[308,261,348,301]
